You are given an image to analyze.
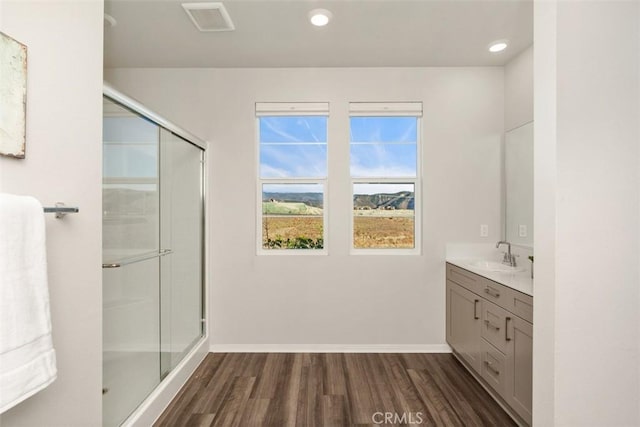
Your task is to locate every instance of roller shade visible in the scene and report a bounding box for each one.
[349,102,423,117]
[256,102,329,116]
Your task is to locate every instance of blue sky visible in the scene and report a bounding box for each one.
[351,117,417,178]
[259,116,417,182]
[260,116,327,178]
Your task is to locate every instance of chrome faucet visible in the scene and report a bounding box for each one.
[496,241,517,267]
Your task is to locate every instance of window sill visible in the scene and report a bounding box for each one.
[257,249,328,256]
[350,248,421,256]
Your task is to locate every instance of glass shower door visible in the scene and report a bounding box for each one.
[159,129,204,376]
[102,98,161,427]
[102,93,205,426]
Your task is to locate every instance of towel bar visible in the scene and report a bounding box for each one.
[43,203,79,219]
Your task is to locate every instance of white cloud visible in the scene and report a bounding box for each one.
[263,183,324,194]
[349,163,416,178]
[261,118,303,143]
[260,163,290,178]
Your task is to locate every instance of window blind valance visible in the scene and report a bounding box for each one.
[256,102,329,116]
[349,102,423,117]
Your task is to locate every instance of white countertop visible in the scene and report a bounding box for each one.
[446,258,533,297]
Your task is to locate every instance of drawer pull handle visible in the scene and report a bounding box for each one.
[484,288,500,298]
[473,299,479,320]
[484,320,500,331]
[484,361,500,375]
[505,317,512,341]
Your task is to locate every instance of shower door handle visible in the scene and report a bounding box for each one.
[102,249,173,268]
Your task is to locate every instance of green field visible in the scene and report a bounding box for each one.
[353,209,414,218]
[262,201,323,216]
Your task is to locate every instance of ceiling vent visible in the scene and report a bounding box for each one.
[182,2,235,32]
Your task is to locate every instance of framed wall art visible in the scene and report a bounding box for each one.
[0,31,27,159]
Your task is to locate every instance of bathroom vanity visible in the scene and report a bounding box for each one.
[446,261,533,426]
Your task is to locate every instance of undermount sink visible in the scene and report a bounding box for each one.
[468,260,525,273]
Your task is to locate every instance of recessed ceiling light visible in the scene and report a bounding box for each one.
[309,9,332,27]
[488,40,508,53]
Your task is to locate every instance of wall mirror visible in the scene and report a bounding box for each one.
[504,121,533,248]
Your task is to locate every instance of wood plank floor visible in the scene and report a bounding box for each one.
[154,353,516,427]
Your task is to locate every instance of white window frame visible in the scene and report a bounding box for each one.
[256,102,329,255]
[349,102,422,255]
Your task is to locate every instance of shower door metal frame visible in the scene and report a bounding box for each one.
[104,83,207,151]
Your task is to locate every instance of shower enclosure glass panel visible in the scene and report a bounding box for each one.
[102,259,161,427]
[102,96,205,426]
[102,97,161,427]
[160,129,204,376]
[103,100,160,262]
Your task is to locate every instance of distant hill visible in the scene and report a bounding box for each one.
[103,188,157,215]
[263,192,323,208]
[353,191,414,210]
[263,191,414,210]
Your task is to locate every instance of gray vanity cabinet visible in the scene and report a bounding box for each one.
[446,263,533,426]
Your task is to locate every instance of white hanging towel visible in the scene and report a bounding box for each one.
[0,193,56,414]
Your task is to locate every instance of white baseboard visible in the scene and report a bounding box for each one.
[209,344,452,353]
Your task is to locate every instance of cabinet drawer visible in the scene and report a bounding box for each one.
[447,263,507,307]
[478,281,509,310]
[446,263,484,294]
[481,340,507,398]
[481,300,509,354]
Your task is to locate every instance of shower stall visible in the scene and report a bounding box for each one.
[102,86,206,426]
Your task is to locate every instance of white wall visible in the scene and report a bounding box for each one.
[532,3,557,425]
[106,67,504,349]
[0,1,103,426]
[534,1,640,425]
[505,45,534,131]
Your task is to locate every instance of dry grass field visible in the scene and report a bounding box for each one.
[262,216,323,244]
[353,216,414,248]
[262,210,414,249]
[353,209,414,248]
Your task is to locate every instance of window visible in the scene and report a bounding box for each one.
[257,103,328,253]
[349,102,422,252]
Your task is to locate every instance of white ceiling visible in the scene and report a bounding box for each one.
[104,0,533,68]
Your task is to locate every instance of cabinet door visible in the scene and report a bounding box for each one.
[446,280,482,372]
[506,315,533,425]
